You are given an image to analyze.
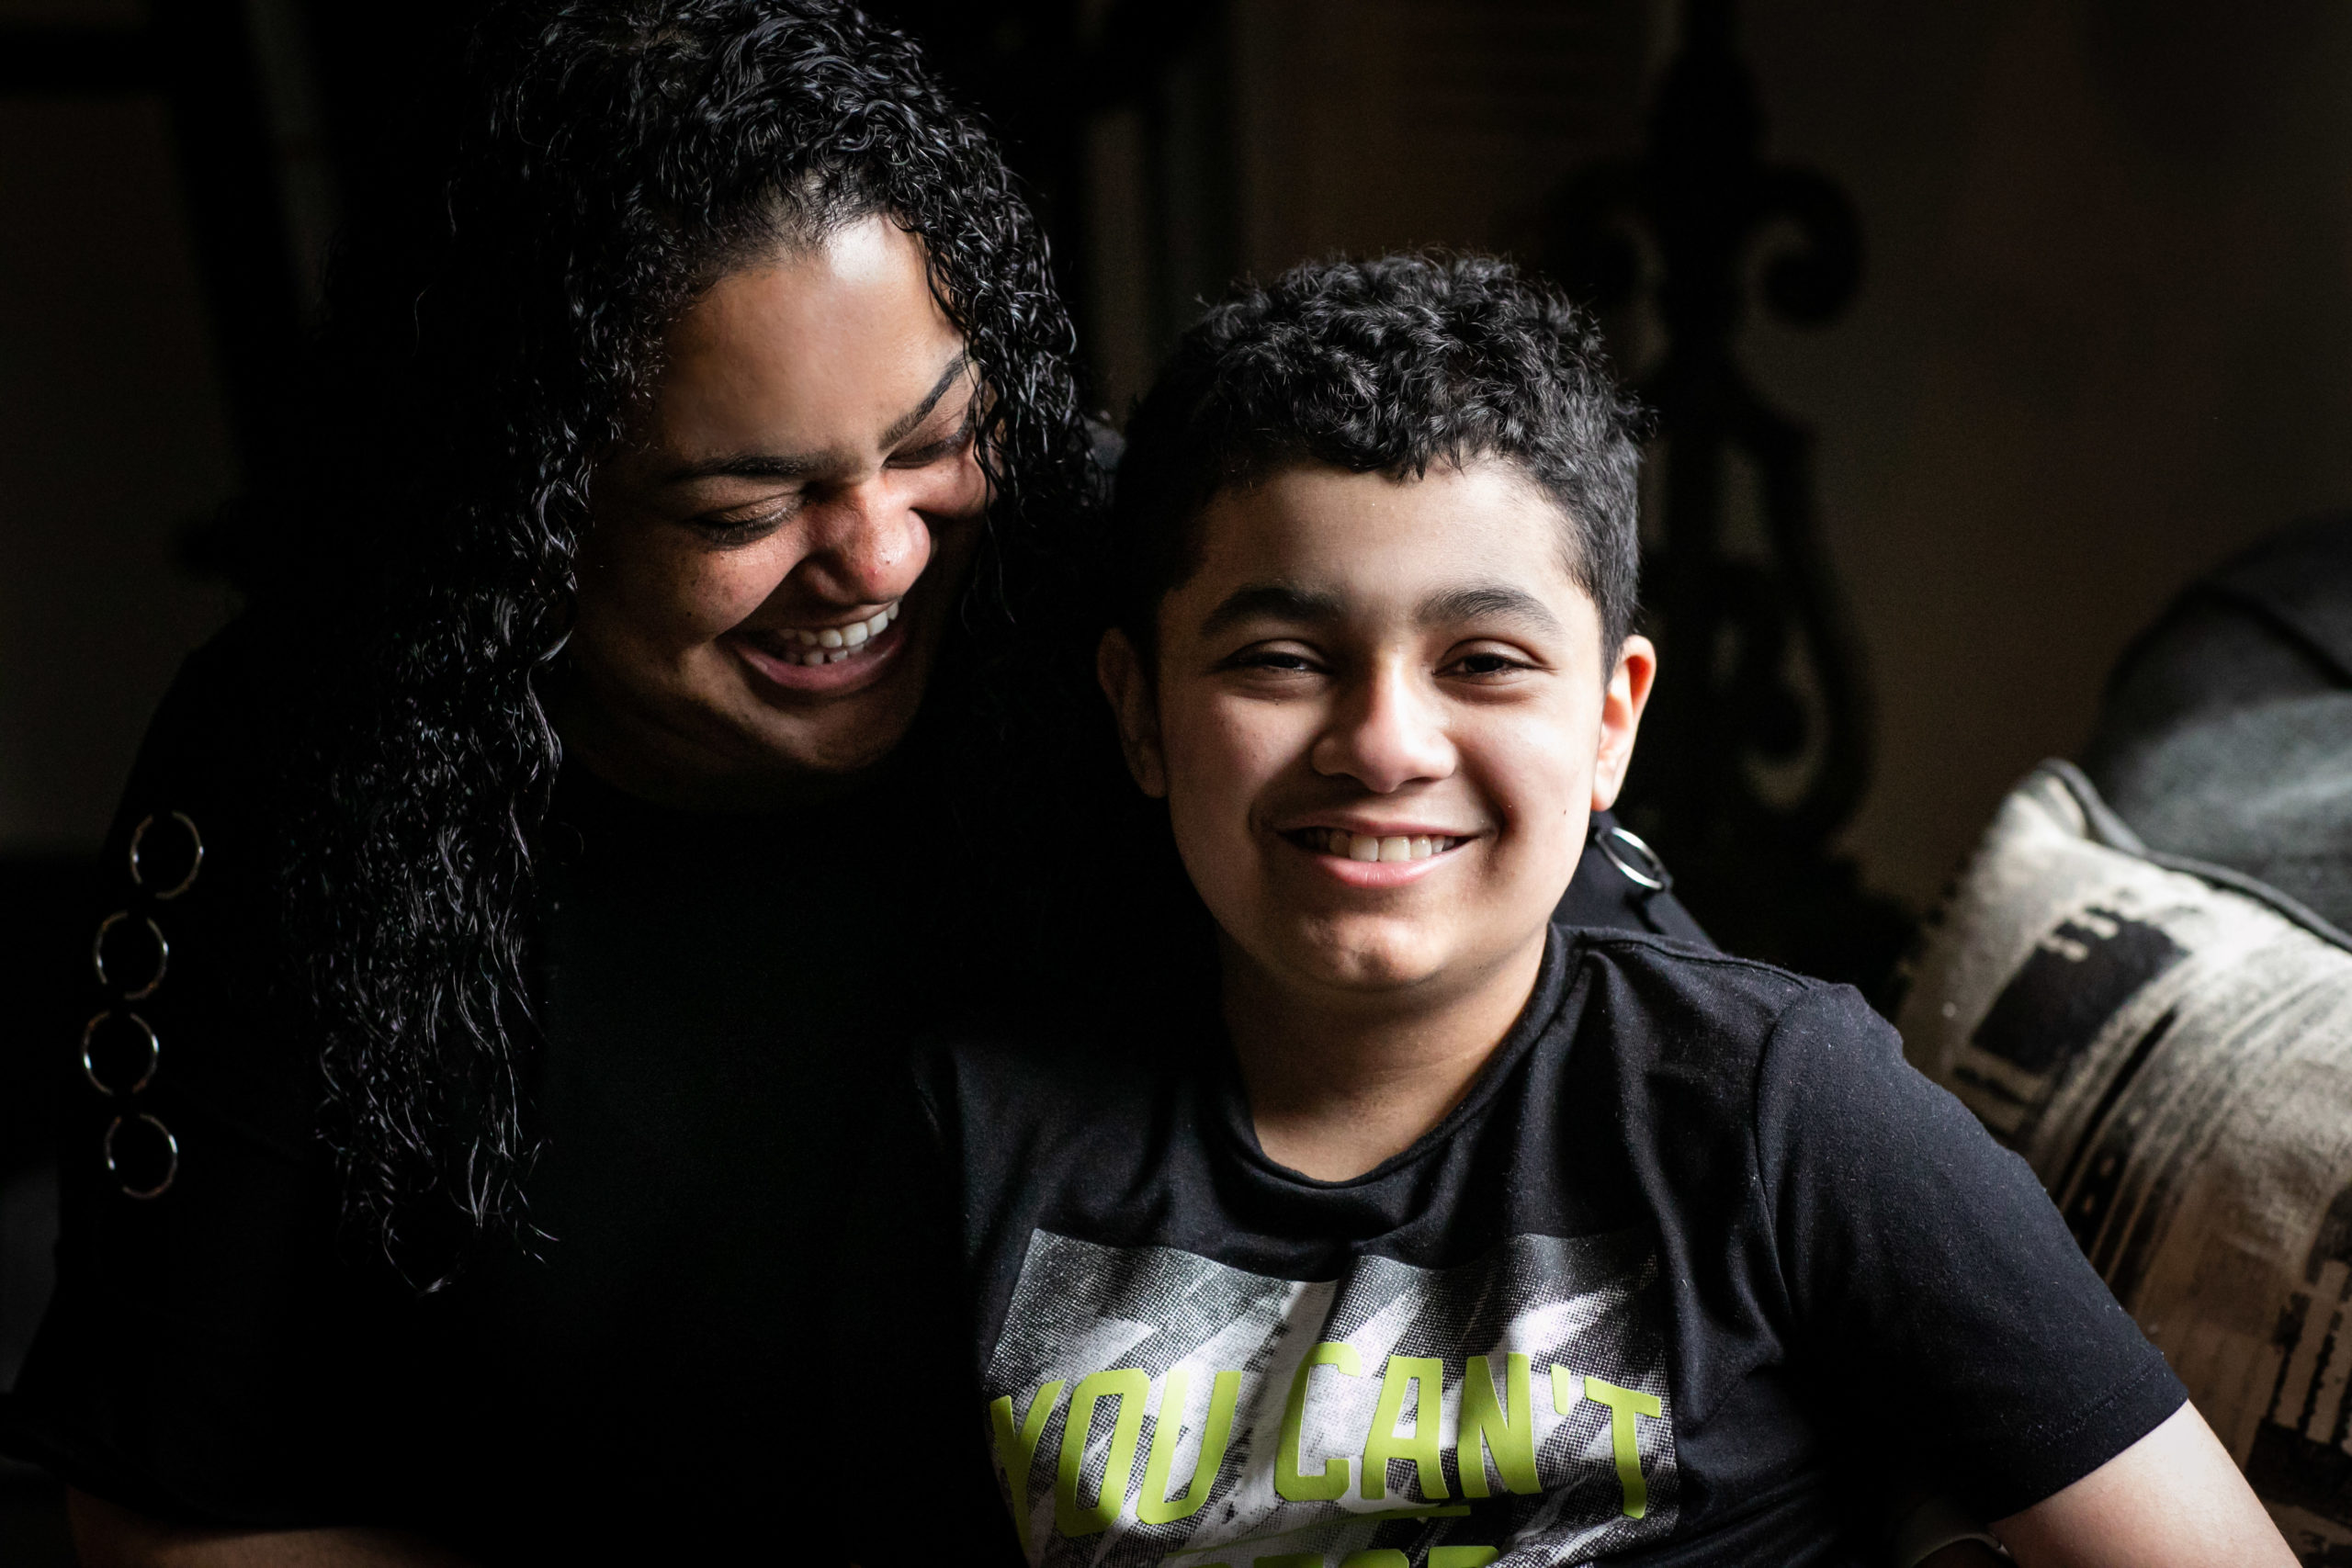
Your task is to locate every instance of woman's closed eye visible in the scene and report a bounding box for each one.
[689,497,800,546]
[888,401,979,468]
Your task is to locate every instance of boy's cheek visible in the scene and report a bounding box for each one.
[1166,700,1305,822]
[1161,763,1267,914]
[1486,750,1598,902]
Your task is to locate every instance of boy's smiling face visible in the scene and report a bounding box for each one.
[1102,458,1656,1007]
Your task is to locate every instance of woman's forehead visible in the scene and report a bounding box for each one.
[645,218,964,453]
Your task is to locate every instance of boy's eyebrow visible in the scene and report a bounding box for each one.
[1199,581,1568,638]
[1198,581,1349,637]
[1419,582,1566,637]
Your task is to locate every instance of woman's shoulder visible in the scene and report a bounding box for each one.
[118,610,317,802]
[908,1018,1200,1141]
[100,613,313,972]
[77,611,331,1159]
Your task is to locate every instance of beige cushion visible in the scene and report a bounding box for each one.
[1898,761,2352,1556]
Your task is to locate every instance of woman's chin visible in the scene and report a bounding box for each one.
[743,690,924,779]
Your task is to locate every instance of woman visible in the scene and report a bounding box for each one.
[3,2,1093,1562]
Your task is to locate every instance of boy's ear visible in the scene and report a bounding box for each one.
[1592,633,1657,812]
[1096,628,1170,798]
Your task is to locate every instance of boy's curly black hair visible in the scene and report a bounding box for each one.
[249,0,1092,1274]
[1109,252,1644,663]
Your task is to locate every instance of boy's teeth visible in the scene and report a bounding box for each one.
[1317,829,1457,862]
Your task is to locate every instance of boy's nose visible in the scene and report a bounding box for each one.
[1312,664,1455,793]
[793,474,933,605]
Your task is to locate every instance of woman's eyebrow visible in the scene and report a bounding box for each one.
[878,351,974,447]
[658,351,970,485]
[661,448,827,484]
[1419,581,1565,636]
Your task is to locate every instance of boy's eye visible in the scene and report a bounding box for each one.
[1446,649,1533,678]
[1220,644,1322,674]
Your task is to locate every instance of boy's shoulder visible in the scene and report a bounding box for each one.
[1552,923,1896,1084]
[1557,920,1838,1002]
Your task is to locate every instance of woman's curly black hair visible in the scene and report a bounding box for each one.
[1110,252,1644,662]
[261,0,1092,1272]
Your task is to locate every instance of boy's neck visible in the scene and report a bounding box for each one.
[1222,930,1550,1182]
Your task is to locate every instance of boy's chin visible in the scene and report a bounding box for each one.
[1268,919,1487,998]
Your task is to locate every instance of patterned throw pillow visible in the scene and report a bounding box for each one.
[1898,761,2352,1562]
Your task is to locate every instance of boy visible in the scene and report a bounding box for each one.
[842,255,2287,1565]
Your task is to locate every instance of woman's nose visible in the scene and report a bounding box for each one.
[795,473,933,604]
[1312,663,1455,793]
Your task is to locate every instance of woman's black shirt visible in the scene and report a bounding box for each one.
[2,623,967,1561]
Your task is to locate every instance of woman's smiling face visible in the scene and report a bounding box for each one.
[1102,459,1655,1005]
[567,213,989,803]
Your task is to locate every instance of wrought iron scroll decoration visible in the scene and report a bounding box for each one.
[1541,0,1897,979]
[1546,0,1867,846]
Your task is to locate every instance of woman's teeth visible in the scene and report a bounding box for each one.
[1301,829,1463,863]
[778,602,899,666]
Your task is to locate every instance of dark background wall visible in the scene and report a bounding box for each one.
[11,0,2352,896]
[3,0,2350,1551]
[1742,1,2352,908]
[10,0,2348,906]
[1,5,240,857]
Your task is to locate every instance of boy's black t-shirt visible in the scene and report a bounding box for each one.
[848,929,2186,1568]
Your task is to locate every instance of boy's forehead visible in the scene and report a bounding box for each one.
[1182,460,1589,617]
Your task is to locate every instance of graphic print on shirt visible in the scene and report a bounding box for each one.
[982,1229,1679,1568]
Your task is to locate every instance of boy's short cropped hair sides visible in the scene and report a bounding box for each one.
[1110,252,1645,664]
